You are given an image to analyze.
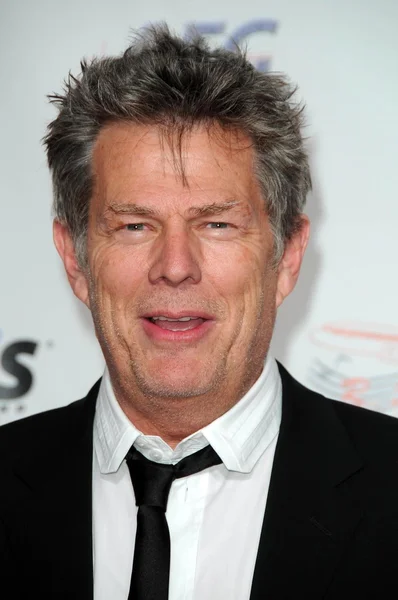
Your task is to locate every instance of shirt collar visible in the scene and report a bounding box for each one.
[93,355,282,475]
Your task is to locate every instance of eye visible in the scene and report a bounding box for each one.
[125,223,146,231]
[202,221,237,239]
[206,222,229,229]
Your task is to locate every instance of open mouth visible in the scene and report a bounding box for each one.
[147,316,206,332]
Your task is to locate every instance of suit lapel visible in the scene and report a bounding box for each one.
[8,381,99,599]
[250,364,364,599]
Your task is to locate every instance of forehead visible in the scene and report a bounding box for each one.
[91,121,262,209]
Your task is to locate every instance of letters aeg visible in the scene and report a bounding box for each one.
[184,19,278,71]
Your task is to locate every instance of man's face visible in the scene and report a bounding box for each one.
[56,122,308,420]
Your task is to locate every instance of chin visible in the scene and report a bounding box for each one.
[132,351,220,391]
[133,366,220,400]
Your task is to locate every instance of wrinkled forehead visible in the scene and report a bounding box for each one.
[91,120,258,191]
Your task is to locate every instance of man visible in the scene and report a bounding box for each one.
[1,24,398,600]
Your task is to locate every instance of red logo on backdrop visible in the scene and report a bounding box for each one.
[308,321,398,413]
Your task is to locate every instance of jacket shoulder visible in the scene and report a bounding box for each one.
[330,394,398,453]
[279,361,398,456]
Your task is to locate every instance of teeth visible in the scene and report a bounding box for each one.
[152,316,195,322]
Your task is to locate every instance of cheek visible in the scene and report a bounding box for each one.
[240,260,277,328]
[208,245,272,317]
[90,247,148,301]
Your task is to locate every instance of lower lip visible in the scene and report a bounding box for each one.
[141,318,214,343]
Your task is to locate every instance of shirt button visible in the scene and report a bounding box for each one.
[149,449,163,461]
[136,439,145,448]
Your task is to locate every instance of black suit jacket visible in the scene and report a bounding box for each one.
[1,363,398,599]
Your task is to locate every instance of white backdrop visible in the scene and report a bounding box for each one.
[1,0,397,425]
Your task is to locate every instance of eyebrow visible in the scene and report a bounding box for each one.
[104,199,243,219]
[187,199,242,217]
[104,203,161,218]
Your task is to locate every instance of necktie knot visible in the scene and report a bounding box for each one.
[127,453,175,510]
[126,444,222,512]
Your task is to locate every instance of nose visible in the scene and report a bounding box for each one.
[148,221,202,286]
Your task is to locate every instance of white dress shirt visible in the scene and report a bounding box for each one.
[92,355,282,600]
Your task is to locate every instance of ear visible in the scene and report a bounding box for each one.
[275,215,310,308]
[53,220,90,308]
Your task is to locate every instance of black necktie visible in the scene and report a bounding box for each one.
[126,443,222,600]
